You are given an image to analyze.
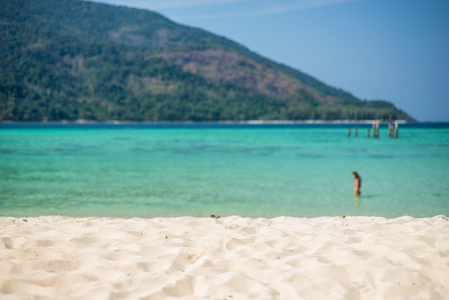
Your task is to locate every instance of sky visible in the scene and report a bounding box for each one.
[92,0,449,122]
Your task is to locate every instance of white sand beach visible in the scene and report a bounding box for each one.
[1,215,448,299]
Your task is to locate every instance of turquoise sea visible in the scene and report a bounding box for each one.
[1,123,448,218]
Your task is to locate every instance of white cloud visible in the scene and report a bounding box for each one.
[100,0,359,11]
[171,0,360,21]
[148,0,249,9]
[260,0,360,15]
[94,0,360,20]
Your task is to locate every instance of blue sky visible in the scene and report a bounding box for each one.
[93,0,449,121]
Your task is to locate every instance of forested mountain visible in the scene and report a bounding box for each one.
[0,0,414,122]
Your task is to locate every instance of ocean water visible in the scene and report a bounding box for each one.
[1,123,448,218]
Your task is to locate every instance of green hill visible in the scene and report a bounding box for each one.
[0,0,415,122]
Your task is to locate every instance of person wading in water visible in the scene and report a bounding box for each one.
[352,171,361,196]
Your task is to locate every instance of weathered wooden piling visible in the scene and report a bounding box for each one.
[395,121,399,139]
[377,121,380,138]
[354,127,358,137]
[366,121,398,139]
[347,128,351,137]
[373,121,380,138]
[388,122,394,138]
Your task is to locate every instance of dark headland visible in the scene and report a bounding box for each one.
[0,0,415,123]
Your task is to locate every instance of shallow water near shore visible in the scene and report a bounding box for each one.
[1,123,448,218]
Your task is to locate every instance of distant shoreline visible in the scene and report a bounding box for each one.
[0,119,416,125]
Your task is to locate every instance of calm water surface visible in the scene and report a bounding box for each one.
[1,123,448,218]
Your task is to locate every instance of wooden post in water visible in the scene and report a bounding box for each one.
[388,122,394,138]
[354,127,358,137]
[395,121,399,139]
[367,128,370,137]
[347,128,351,137]
[373,120,380,138]
[378,121,381,138]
